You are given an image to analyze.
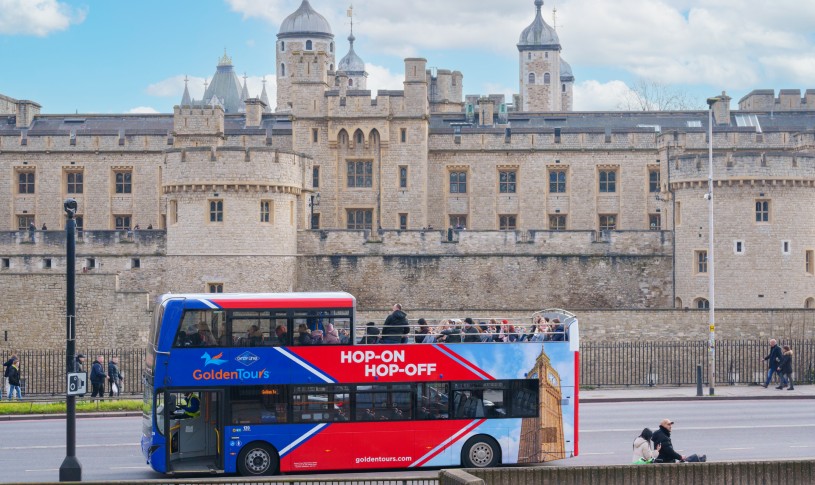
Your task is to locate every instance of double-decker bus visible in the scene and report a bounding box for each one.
[141,292,579,476]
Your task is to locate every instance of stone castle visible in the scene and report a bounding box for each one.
[1,0,814,349]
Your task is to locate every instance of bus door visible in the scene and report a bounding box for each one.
[165,389,223,473]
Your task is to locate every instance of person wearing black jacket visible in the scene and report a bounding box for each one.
[2,354,17,400]
[762,339,783,388]
[90,355,108,398]
[776,345,794,390]
[108,356,123,397]
[7,357,22,400]
[652,419,705,463]
[380,304,409,344]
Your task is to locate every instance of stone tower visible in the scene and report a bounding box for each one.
[276,0,335,112]
[518,0,563,112]
[337,32,368,90]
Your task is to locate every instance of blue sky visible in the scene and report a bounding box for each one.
[2,0,814,114]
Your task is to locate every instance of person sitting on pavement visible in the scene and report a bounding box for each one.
[632,427,660,464]
[652,418,706,463]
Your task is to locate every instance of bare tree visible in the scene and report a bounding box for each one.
[618,79,700,111]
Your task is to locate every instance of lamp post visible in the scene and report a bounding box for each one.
[309,192,320,229]
[706,96,720,397]
[59,198,81,481]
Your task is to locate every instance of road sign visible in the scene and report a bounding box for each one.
[67,372,87,396]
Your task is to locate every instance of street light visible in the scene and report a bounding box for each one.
[706,96,720,397]
[59,198,81,481]
[309,192,320,229]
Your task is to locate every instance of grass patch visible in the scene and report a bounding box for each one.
[0,399,142,415]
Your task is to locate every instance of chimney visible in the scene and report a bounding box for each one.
[710,91,731,126]
[244,98,266,128]
[15,100,41,128]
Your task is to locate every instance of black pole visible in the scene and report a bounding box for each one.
[60,198,81,481]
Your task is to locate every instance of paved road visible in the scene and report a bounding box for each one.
[1,400,812,482]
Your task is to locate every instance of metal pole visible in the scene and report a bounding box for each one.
[60,198,81,481]
[706,99,717,397]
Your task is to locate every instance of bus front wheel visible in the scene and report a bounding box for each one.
[237,441,279,476]
[461,435,501,468]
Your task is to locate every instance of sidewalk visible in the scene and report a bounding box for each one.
[580,384,814,402]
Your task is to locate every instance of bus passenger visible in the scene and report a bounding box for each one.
[247,325,263,346]
[463,318,480,342]
[362,322,380,344]
[323,324,340,344]
[197,323,216,346]
[381,303,409,344]
[297,324,313,345]
[275,325,290,346]
[415,318,431,343]
[311,329,324,344]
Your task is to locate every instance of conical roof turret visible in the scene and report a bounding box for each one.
[338,33,366,74]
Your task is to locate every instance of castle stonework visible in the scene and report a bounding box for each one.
[1,0,814,350]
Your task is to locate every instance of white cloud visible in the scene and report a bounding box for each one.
[128,106,159,114]
[573,80,634,111]
[0,0,86,36]
[365,64,403,93]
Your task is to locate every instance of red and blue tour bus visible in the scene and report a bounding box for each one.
[141,292,579,476]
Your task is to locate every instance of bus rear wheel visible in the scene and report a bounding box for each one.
[461,435,501,468]
[237,442,279,476]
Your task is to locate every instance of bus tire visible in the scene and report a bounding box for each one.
[237,441,279,476]
[461,435,501,468]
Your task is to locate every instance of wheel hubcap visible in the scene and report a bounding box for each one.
[470,443,493,467]
[246,449,270,473]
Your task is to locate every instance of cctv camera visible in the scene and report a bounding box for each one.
[64,198,78,217]
[703,193,711,200]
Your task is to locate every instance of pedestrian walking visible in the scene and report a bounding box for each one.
[7,357,22,400]
[776,345,794,391]
[108,356,123,397]
[90,355,108,398]
[762,339,783,388]
[2,354,17,400]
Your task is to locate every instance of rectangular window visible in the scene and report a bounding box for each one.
[75,216,84,234]
[1,258,9,269]
[807,250,814,275]
[755,199,770,223]
[115,171,132,194]
[449,215,467,230]
[599,214,617,231]
[347,209,373,230]
[312,128,318,143]
[399,213,408,230]
[312,167,320,190]
[43,258,52,269]
[399,166,408,189]
[734,240,745,254]
[449,171,467,193]
[311,213,320,229]
[499,170,517,193]
[230,385,289,425]
[114,215,131,230]
[499,214,517,230]
[400,128,407,143]
[675,201,681,226]
[85,258,96,269]
[293,385,351,423]
[549,169,566,193]
[132,258,141,269]
[169,200,178,225]
[260,200,272,223]
[696,250,708,274]
[209,199,223,222]
[17,215,35,230]
[208,283,224,293]
[782,241,791,255]
[18,171,35,194]
[649,214,661,231]
[649,169,660,193]
[67,172,84,194]
[599,169,617,193]
[549,215,566,231]
[356,384,412,422]
[347,161,373,188]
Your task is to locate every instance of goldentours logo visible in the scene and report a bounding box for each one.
[201,352,227,367]
[236,351,260,367]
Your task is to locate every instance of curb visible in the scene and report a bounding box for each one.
[0,411,141,421]
[581,395,815,403]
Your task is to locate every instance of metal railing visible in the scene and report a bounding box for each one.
[1,339,811,397]
[581,339,815,387]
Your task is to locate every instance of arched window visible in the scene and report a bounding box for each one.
[349,78,353,86]
[355,130,364,144]
[330,64,334,71]
[694,298,709,309]
[280,41,285,52]
[674,297,683,309]
[562,83,566,93]
[280,63,285,77]
[806,297,815,309]
[330,42,334,53]
[544,73,551,84]
[338,129,348,145]
[528,73,535,84]
[306,40,313,50]
[335,77,340,86]
[527,52,531,60]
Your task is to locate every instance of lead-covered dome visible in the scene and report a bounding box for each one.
[338,34,365,73]
[560,58,574,82]
[518,0,560,49]
[279,0,333,38]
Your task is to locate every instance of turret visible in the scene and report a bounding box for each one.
[517,0,562,111]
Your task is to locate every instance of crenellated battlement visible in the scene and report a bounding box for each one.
[668,152,815,185]
[738,89,815,111]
